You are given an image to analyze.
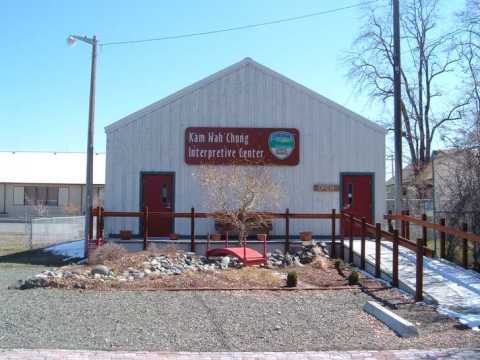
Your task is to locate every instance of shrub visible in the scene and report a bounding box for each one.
[348,271,360,285]
[311,257,328,270]
[88,243,126,265]
[286,271,298,288]
[334,259,344,270]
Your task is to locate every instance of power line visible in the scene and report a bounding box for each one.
[100,0,381,47]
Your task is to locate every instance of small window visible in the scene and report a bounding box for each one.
[13,187,24,205]
[347,183,353,206]
[47,187,59,206]
[24,187,36,205]
[24,186,59,206]
[161,184,168,205]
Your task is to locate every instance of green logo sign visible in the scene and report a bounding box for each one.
[268,131,295,160]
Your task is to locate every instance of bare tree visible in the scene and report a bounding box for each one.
[195,164,282,245]
[456,0,480,137]
[25,196,48,217]
[346,0,467,171]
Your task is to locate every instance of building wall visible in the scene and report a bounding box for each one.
[105,62,385,236]
[0,183,104,219]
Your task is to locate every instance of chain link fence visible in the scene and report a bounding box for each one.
[0,216,93,256]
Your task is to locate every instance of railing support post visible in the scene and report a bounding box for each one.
[392,229,399,288]
[285,208,290,254]
[349,213,354,264]
[422,214,428,247]
[375,223,381,278]
[462,222,468,269]
[331,209,336,258]
[143,206,149,251]
[387,210,394,232]
[340,211,345,260]
[401,210,406,239]
[416,237,424,302]
[405,210,410,240]
[88,206,94,243]
[190,207,195,253]
[440,218,446,259]
[95,206,101,247]
[261,234,267,262]
[360,217,366,270]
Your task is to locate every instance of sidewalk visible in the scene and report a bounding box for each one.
[344,239,480,329]
[0,348,478,360]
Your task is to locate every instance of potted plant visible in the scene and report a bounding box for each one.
[119,230,132,240]
[300,231,313,245]
[257,233,267,242]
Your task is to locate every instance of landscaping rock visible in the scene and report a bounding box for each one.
[267,244,325,268]
[91,265,110,276]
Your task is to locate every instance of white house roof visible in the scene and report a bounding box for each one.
[105,57,386,134]
[0,152,105,185]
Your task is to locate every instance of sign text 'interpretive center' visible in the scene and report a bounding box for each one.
[184,127,299,165]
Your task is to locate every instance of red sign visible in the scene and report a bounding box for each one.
[185,127,300,165]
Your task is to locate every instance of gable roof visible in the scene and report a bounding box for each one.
[105,57,386,134]
[0,152,105,185]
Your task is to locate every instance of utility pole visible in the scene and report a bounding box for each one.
[68,34,98,258]
[393,0,403,220]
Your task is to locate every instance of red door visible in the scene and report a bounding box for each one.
[341,174,373,236]
[142,174,174,237]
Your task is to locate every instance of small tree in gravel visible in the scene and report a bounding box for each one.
[195,163,283,245]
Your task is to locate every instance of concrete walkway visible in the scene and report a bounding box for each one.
[343,239,480,329]
[0,349,478,359]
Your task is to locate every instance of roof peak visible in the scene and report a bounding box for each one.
[105,57,385,134]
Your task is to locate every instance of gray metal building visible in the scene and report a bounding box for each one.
[104,58,386,238]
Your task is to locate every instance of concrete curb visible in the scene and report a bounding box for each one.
[363,300,418,337]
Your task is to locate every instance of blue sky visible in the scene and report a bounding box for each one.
[1,0,462,162]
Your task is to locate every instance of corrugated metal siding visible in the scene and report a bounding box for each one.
[105,62,385,236]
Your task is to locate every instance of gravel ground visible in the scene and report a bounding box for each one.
[0,263,479,351]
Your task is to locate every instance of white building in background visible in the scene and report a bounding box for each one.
[0,152,105,219]
[104,58,386,238]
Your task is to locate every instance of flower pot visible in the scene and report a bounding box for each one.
[119,230,132,240]
[169,233,179,240]
[257,234,267,241]
[300,231,313,244]
[211,233,221,241]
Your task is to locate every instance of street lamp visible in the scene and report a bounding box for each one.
[68,34,98,258]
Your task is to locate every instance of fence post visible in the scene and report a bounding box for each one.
[475,242,479,271]
[95,206,101,247]
[349,213,354,264]
[340,211,345,260]
[462,222,468,269]
[440,218,446,259]
[387,210,394,232]
[416,237,424,302]
[375,223,381,278]
[88,206,94,242]
[143,206,149,251]
[100,207,105,245]
[405,210,410,240]
[422,214,428,247]
[401,210,406,239]
[361,217,366,270]
[392,229,399,288]
[331,209,336,258]
[190,207,195,253]
[285,208,290,254]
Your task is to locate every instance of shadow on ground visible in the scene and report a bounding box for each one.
[0,247,82,266]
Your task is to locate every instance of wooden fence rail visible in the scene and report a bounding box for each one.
[90,207,343,256]
[386,211,480,269]
[90,208,478,302]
